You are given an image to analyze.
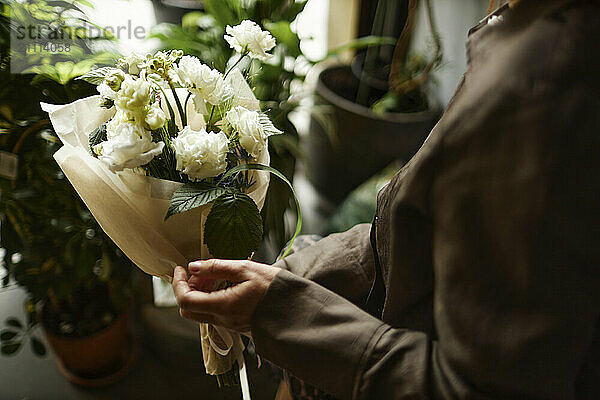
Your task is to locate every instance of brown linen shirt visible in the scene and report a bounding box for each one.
[252,1,600,399]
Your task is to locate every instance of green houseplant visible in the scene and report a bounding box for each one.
[0,0,135,384]
[306,0,443,204]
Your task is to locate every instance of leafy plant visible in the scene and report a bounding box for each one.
[357,0,442,113]
[0,315,46,357]
[0,0,131,347]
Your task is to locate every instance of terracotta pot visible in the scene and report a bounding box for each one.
[40,305,137,387]
[306,65,441,205]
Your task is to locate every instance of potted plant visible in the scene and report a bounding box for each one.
[0,0,135,386]
[306,0,443,204]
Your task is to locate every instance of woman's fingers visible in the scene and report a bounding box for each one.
[173,260,277,332]
[188,275,216,292]
[176,282,247,314]
[179,309,217,325]
[172,266,191,298]
[188,259,249,282]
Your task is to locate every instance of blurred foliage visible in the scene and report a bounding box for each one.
[0,0,131,346]
[363,0,442,114]
[324,161,401,235]
[150,0,309,258]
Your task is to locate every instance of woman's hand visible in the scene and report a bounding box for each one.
[172,259,279,332]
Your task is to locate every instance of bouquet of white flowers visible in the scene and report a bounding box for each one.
[41,20,299,398]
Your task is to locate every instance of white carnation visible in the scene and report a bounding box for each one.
[97,83,117,100]
[121,52,146,75]
[224,20,276,62]
[115,76,151,113]
[107,110,136,134]
[176,56,233,106]
[94,122,163,172]
[225,106,266,158]
[172,127,229,181]
[145,102,167,130]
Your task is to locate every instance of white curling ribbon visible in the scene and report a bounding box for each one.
[41,68,268,400]
[239,352,251,400]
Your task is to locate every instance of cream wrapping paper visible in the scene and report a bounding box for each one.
[41,70,269,386]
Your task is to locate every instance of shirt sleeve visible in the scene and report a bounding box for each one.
[252,261,598,400]
[272,223,376,308]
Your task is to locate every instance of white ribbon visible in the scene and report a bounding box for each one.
[200,323,251,400]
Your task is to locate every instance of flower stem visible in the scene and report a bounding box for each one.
[224,52,247,79]
[184,92,192,123]
[215,362,240,388]
[168,79,186,127]
[206,105,217,131]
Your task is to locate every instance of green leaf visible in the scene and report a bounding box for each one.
[88,122,107,153]
[5,318,22,329]
[204,192,263,260]
[30,337,46,357]
[1,341,22,356]
[182,11,208,29]
[219,164,302,258]
[0,330,18,342]
[203,0,240,26]
[74,0,94,9]
[76,66,119,85]
[45,1,86,14]
[264,21,301,57]
[165,182,227,220]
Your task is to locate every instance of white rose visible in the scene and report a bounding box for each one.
[225,106,266,158]
[121,52,146,75]
[97,83,117,100]
[224,20,276,62]
[176,55,233,106]
[145,102,167,130]
[115,75,151,113]
[172,127,229,181]
[94,122,163,172]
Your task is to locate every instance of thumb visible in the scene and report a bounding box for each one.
[188,259,248,282]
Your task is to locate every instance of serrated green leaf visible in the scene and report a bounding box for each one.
[76,67,118,85]
[219,163,301,258]
[165,182,227,220]
[1,341,22,356]
[264,21,301,57]
[88,122,107,154]
[0,330,18,342]
[30,337,46,357]
[204,192,263,259]
[5,318,22,329]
